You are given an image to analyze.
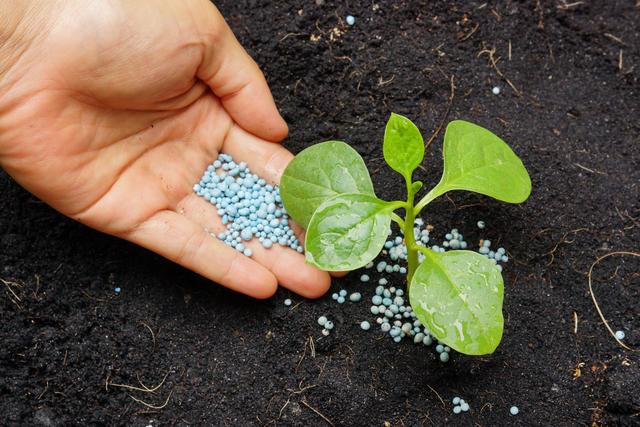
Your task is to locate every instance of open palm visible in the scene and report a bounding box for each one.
[0,0,330,298]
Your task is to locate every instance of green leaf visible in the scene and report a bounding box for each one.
[280,141,375,228]
[305,194,398,271]
[383,113,425,179]
[410,250,504,355]
[422,120,531,206]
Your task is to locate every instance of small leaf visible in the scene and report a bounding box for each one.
[280,141,375,228]
[425,120,531,204]
[305,194,397,271]
[410,250,504,355]
[383,113,425,179]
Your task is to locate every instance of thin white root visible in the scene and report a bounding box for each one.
[129,390,173,410]
[588,251,639,351]
[107,371,169,393]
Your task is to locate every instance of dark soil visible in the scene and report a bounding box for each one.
[2,1,639,426]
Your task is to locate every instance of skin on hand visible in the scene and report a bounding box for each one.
[0,0,331,298]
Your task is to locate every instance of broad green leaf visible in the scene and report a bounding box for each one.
[410,250,504,355]
[280,141,375,228]
[305,194,397,271]
[422,120,531,206]
[383,113,425,179]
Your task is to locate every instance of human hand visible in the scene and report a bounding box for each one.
[0,0,331,298]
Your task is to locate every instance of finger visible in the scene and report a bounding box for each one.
[196,3,288,142]
[124,209,278,299]
[178,193,331,298]
[222,125,349,279]
[221,124,292,184]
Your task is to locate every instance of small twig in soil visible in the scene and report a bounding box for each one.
[426,384,446,408]
[588,251,639,351]
[309,336,316,358]
[279,33,306,42]
[545,228,589,266]
[295,336,316,373]
[557,1,584,10]
[129,390,173,410]
[458,23,479,41]
[425,75,456,150]
[604,33,624,44]
[431,42,446,58]
[444,194,457,209]
[377,75,395,87]
[456,202,484,211]
[573,362,586,379]
[301,398,334,426]
[495,118,509,128]
[574,163,607,175]
[317,357,328,381]
[480,402,493,413]
[535,0,545,28]
[511,271,520,288]
[477,45,522,96]
[52,263,63,276]
[615,205,640,230]
[37,380,49,400]
[34,274,41,298]
[619,50,624,72]
[295,339,308,373]
[605,265,621,281]
[277,381,318,420]
[140,321,156,348]
[107,371,170,393]
[278,397,291,419]
[289,382,317,395]
[136,372,165,392]
[80,289,108,302]
[1,278,23,309]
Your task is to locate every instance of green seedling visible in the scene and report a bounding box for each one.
[280,114,531,355]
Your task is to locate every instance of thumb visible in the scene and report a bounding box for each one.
[196,2,288,142]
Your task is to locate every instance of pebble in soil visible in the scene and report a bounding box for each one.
[331,289,348,304]
[193,153,303,257]
[317,315,335,336]
[452,396,470,414]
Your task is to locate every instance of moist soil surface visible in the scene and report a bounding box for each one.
[1,1,639,426]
